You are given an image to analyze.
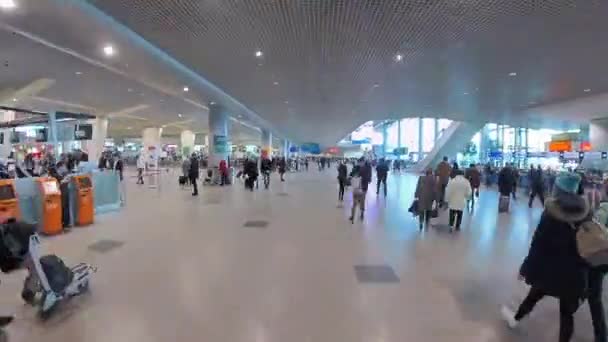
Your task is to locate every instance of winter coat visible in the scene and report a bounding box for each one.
[436,161,451,185]
[465,167,481,188]
[337,164,348,181]
[415,175,437,212]
[219,160,228,174]
[519,192,590,299]
[529,168,544,189]
[189,156,200,179]
[182,159,191,177]
[376,163,389,180]
[445,175,472,211]
[498,167,515,196]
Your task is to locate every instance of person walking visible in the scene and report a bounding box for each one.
[436,156,452,208]
[348,167,366,223]
[136,154,146,185]
[498,163,515,212]
[260,157,272,189]
[415,168,437,230]
[244,158,258,191]
[445,169,471,232]
[501,172,590,342]
[337,161,348,202]
[528,164,546,208]
[512,167,520,200]
[278,157,286,182]
[465,163,481,209]
[189,153,200,196]
[590,200,608,342]
[376,158,389,197]
[219,159,229,186]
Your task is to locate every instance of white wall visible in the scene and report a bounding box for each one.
[590,119,608,151]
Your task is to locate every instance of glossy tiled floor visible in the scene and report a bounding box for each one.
[0,169,600,341]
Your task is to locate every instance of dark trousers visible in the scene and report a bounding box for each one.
[589,267,608,342]
[419,210,432,228]
[439,182,448,207]
[190,176,198,195]
[515,287,578,342]
[137,168,144,184]
[220,173,228,186]
[338,179,345,201]
[449,209,463,229]
[60,182,70,227]
[529,186,545,207]
[512,182,517,199]
[376,176,387,196]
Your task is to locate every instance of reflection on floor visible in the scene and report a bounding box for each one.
[0,170,599,341]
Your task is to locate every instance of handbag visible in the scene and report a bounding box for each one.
[430,207,439,218]
[408,199,419,216]
[572,220,608,266]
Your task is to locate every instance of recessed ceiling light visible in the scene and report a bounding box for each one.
[183,86,189,92]
[127,88,133,92]
[273,81,279,86]
[395,53,403,62]
[373,83,380,88]
[0,0,17,10]
[584,88,592,93]
[509,72,517,77]
[210,101,216,105]
[103,44,115,57]
[178,113,183,118]
[237,114,243,118]
[463,92,469,95]
[12,98,17,102]
[255,50,263,58]
[127,126,132,130]
[75,71,82,75]
[284,100,289,104]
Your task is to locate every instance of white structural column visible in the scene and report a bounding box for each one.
[261,129,272,158]
[590,119,608,151]
[0,110,15,159]
[83,117,108,162]
[142,127,163,157]
[208,103,230,168]
[180,130,196,157]
[283,140,290,157]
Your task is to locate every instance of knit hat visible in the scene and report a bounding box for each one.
[554,172,581,194]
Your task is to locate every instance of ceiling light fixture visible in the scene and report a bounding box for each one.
[103,44,115,57]
[395,53,403,62]
[127,126,132,130]
[178,113,183,118]
[0,0,17,10]
[75,71,82,75]
[255,50,263,58]
[284,100,289,104]
[127,88,133,92]
[509,72,517,77]
[210,101,216,105]
[373,83,380,88]
[463,92,469,95]
[12,98,17,102]
[273,81,279,86]
[183,86,189,92]
[584,88,592,93]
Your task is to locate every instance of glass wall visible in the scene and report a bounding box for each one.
[421,118,435,152]
[400,118,419,159]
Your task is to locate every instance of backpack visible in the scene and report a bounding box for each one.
[574,220,608,267]
[40,255,73,293]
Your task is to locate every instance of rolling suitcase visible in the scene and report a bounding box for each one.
[499,195,510,213]
[178,176,187,186]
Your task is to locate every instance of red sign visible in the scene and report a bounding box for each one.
[580,141,592,152]
[326,147,340,154]
[548,140,572,152]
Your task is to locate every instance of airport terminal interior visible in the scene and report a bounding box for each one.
[1,1,608,341]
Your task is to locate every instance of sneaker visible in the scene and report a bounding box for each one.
[501,306,518,329]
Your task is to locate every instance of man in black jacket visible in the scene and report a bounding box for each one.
[189,153,200,196]
[376,158,389,197]
[502,172,589,341]
[528,164,545,208]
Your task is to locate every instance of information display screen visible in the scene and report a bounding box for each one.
[42,181,60,195]
[74,124,93,140]
[78,177,92,189]
[0,185,15,200]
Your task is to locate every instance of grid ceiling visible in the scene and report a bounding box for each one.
[88,0,608,145]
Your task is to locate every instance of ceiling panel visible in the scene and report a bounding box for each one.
[86,0,608,145]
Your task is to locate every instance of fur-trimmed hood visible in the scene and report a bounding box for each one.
[544,192,590,223]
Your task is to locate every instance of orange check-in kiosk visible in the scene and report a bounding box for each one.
[72,175,94,226]
[37,177,62,235]
[0,179,20,221]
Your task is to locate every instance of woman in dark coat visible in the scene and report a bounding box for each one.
[415,168,437,230]
[498,164,515,196]
[501,172,590,342]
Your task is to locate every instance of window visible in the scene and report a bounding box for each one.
[421,118,435,152]
[400,118,419,153]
